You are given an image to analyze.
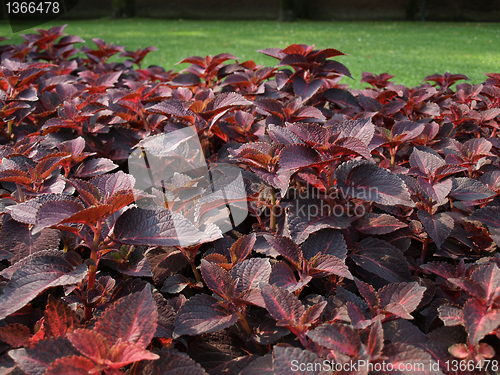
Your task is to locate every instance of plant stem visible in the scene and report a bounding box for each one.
[328,161,338,214]
[390,147,397,167]
[420,238,429,264]
[15,183,24,202]
[6,120,13,139]
[191,261,202,284]
[237,310,265,355]
[84,222,101,321]
[269,188,276,231]
[182,245,202,284]
[237,311,252,335]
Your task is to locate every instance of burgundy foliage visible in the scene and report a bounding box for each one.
[0,25,499,374]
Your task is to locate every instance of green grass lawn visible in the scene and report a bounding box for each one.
[1,18,499,89]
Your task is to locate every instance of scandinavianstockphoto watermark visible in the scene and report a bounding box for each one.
[247,183,379,220]
[291,359,500,373]
[291,359,439,373]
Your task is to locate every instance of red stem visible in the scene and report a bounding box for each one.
[269,188,277,231]
[84,221,102,321]
[420,238,429,264]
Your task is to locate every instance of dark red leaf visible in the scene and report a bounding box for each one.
[323,88,360,108]
[292,76,323,101]
[463,299,500,344]
[73,158,118,178]
[261,284,304,326]
[0,249,13,260]
[469,206,500,229]
[67,329,109,363]
[9,337,78,375]
[91,170,135,198]
[438,304,465,327]
[0,324,31,348]
[107,342,159,368]
[207,92,251,111]
[0,250,87,320]
[66,178,101,206]
[44,295,80,338]
[464,137,492,155]
[300,301,327,326]
[105,190,140,212]
[449,177,495,201]
[9,194,74,225]
[113,207,222,247]
[417,211,454,249]
[379,282,426,319]
[417,177,452,203]
[256,48,286,60]
[267,124,303,145]
[161,274,191,294]
[201,260,236,299]
[240,353,273,375]
[231,258,271,293]
[312,47,345,59]
[173,294,238,337]
[346,301,371,330]
[32,200,84,234]
[409,149,446,177]
[470,263,500,304]
[171,73,201,87]
[263,234,303,268]
[330,136,373,160]
[278,53,309,68]
[301,229,347,261]
[385,319,428,345]
[229,232,256,264]
[94,284,157,348]
[0,219,60,263]
[306,323,360,356]
[335,160,414,207]
[480,170,500,192]
[58,204,114,225]
[351,237,411,283]
[354,278,380,309]
[420,262,457,279]
[0,169,33,186]
[269,260,304,292]
[139,347,208,375]
[278,144,322,171]
[44,355,96,375]
[391,121,424,142]
[448,277,485,300]
[339,120,375,143]
[355,213,408,235]
[287,122,326,145]
[308,254,352,279]
[293,105,325,121]
[358,94,382,111]
[367,319,384,356]
[147,247,188,286]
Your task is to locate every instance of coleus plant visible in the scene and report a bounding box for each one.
[0,26,499,375]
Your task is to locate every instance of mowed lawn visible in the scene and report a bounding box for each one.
[1,18,499,89]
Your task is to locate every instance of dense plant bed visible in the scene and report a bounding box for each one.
[0,25,499,375]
